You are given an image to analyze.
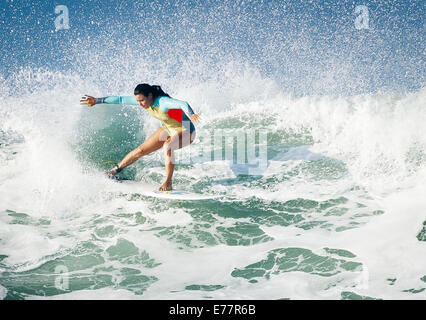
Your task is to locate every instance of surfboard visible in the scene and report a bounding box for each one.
[112,179,219,200]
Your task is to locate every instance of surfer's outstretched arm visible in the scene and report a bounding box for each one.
[80,95,138,106]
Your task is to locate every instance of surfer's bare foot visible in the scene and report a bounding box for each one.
[105,168,119,177]
[158,181,172,191]
[105,169,116,176]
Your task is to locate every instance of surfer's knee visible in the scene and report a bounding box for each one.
[163,142,171,155]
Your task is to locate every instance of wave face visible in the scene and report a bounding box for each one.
[0,0,425,300]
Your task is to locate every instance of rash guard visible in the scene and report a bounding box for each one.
[96,95,196,136]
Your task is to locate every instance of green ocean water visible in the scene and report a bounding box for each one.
[2,96,425,301]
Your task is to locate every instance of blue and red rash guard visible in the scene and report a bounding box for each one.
[95,95,196,137]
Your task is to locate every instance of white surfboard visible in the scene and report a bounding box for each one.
[114,179,219,200]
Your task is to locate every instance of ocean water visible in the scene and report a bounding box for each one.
[0,0,425,300]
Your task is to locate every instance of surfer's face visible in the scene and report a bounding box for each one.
[135,93,154,108]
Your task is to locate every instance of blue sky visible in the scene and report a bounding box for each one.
[1,0,424,95]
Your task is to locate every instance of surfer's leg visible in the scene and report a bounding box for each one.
[159,129,195,191]
[159,149,175,191]
[118,127,169,169]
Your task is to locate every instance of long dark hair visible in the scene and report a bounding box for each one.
[134,83,170,99]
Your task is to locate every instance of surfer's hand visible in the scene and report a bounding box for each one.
[190,114,201,124]
[80,95,96,107]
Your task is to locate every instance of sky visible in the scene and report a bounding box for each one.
[0,0,424,95]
